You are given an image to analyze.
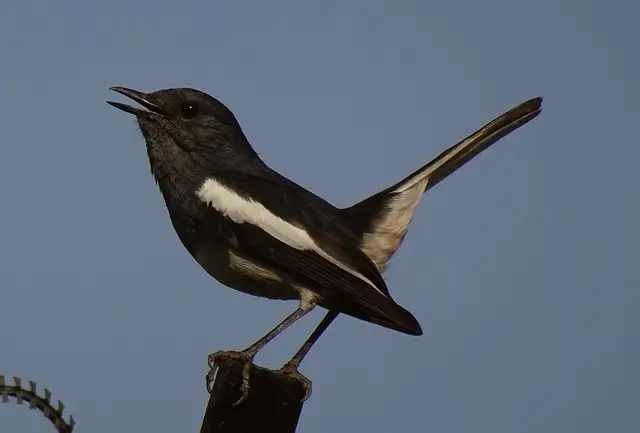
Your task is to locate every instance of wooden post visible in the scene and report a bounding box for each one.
[200,359,307,433]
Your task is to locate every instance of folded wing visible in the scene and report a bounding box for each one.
[195,171,422,335]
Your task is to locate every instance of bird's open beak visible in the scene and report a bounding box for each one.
[106,87,168,116]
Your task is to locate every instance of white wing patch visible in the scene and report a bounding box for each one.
[196,178,387,297]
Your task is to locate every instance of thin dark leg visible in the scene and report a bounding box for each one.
[207,304,315,405]
[244,306,314,355]
[285,310,339,369]
[277,310,340,401]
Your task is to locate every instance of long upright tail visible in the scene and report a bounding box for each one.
[343,97,543,271]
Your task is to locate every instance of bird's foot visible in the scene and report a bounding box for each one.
[276,361,312,402]
[206,349,256,405]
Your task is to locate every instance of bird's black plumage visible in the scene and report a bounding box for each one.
[107,86,423,335]
[107,86,542,402]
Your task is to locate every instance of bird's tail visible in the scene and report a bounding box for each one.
[342,97,543,271]
[386,97,542,194]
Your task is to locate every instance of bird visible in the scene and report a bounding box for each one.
[107,86,542,403]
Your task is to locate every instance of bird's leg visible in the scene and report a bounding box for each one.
[277,310,339,402]
[207,303,315,405]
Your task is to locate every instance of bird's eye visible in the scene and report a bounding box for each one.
[179,102,199,119]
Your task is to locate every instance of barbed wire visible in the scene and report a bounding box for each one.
[1,375,76,433]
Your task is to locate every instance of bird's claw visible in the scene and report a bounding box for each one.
[206,349,255,405]
[277,362,312,402]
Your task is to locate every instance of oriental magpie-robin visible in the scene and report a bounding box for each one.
[107,87,542,402]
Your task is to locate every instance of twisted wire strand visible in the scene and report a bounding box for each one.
[0,375,75,433]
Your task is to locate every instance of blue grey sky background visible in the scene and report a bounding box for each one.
[1,1,637,432]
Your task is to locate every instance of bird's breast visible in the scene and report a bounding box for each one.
[192,238,300,301]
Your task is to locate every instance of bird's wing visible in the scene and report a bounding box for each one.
[343,97,543,271]
[195,170,421,335]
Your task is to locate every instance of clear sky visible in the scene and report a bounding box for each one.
[1,1,638,432]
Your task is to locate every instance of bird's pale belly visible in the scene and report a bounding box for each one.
[193,240,302,301]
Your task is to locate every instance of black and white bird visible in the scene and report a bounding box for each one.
[107,87,542,402]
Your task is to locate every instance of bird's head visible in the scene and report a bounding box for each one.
[107,87,259,184]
